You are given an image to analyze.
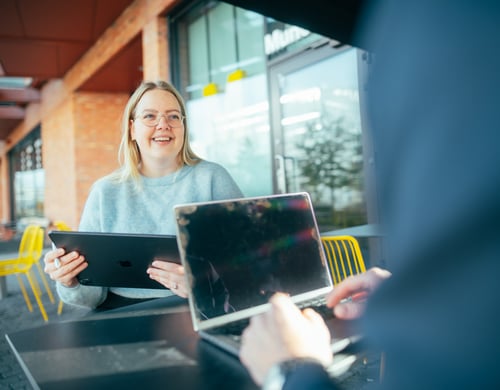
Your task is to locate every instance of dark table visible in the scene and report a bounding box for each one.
[6,296,367,390]
[6,297,258,390]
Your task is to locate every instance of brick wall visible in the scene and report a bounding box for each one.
[42,98,77,228]
[0,152,5,224]
[43,92,127,229]
[74,92,127,227]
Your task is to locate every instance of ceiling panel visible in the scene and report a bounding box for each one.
[0,1,24,37]
[57,42,91,74]
[0,0,136,139]
[79,37,143,93]
[18,0,95,41]
[0,41,60,76]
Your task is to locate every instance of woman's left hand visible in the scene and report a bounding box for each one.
[147,260,188,298]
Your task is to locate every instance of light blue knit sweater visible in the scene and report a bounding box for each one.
[57,160,243,309]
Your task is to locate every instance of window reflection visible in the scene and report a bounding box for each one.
[173,2,368,231]
[9,127,45,219]
[277,49,366,231]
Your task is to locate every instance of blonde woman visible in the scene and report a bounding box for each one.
[44,81,243,310]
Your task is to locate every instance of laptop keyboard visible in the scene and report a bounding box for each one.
[297,296,334,320]
[208,318,250,338]
[208,298,333,340]
[201,298,360,363]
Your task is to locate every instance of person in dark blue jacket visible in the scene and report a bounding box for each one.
[240,0,500,388]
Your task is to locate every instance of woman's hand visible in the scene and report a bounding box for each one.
[147,260,188,298]
[326,267,391,320]
[43,247,88,288]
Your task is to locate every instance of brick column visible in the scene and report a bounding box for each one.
[0,143,7,223]
[142,16,170,82]
[43,92,128,228]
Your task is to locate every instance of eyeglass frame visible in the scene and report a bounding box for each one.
[133,110,185,128]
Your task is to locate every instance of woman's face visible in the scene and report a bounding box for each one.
[131,89,185,173]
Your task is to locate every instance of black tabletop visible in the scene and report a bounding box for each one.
[6,297,257,390]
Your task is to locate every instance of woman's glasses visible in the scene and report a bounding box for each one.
[135,111,184,127]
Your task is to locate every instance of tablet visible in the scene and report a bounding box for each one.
[48,230,180,289]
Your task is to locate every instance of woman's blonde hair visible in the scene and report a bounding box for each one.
[115,80,200,182]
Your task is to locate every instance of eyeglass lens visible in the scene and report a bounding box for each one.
[137,111,184,127]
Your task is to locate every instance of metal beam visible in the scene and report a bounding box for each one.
[0,106,25,119]
[223,0,366,48]
[0,88,40,103]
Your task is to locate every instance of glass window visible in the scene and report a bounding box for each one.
[171,1,373,234]
[174,1,271,196]
[207,3,236,88]
[179,2,266,99]
[271,48,366,230]
[8,127,45,220]
[187,74,272,196]
[188,16,209,93]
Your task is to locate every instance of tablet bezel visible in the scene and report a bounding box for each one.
[48,230,180,289]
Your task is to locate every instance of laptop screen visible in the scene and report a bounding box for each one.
[175,192,332,330]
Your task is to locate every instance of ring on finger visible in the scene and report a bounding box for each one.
[54,258,61,269]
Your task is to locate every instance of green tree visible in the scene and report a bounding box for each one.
[296,116,364,227]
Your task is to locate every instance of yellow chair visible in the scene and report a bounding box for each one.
[321,235,366,285]
[51,220,72,315]
[32,226,55,304]
[53,220,71,231]
[0,225,49,321]
[321,235,386,382]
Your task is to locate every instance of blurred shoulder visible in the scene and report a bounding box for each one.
[88,170,127,193]
[190,160,231,175]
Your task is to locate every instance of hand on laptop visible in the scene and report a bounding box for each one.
[326,267,391,320]
[147,260,188,298]
[239,268,392,386]
[239,293,333,385]
[44,247,88,288]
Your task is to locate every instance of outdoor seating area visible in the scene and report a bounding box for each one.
[0,275,380,389]
[0,222,89,387]
[0,222,68,316]
[0,272,90,388]
[0,230,380,389]
[2,0,496,388]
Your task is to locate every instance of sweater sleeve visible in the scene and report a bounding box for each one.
[57,283,108,309]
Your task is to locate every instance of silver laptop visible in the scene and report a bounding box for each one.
[174,192,335,356]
